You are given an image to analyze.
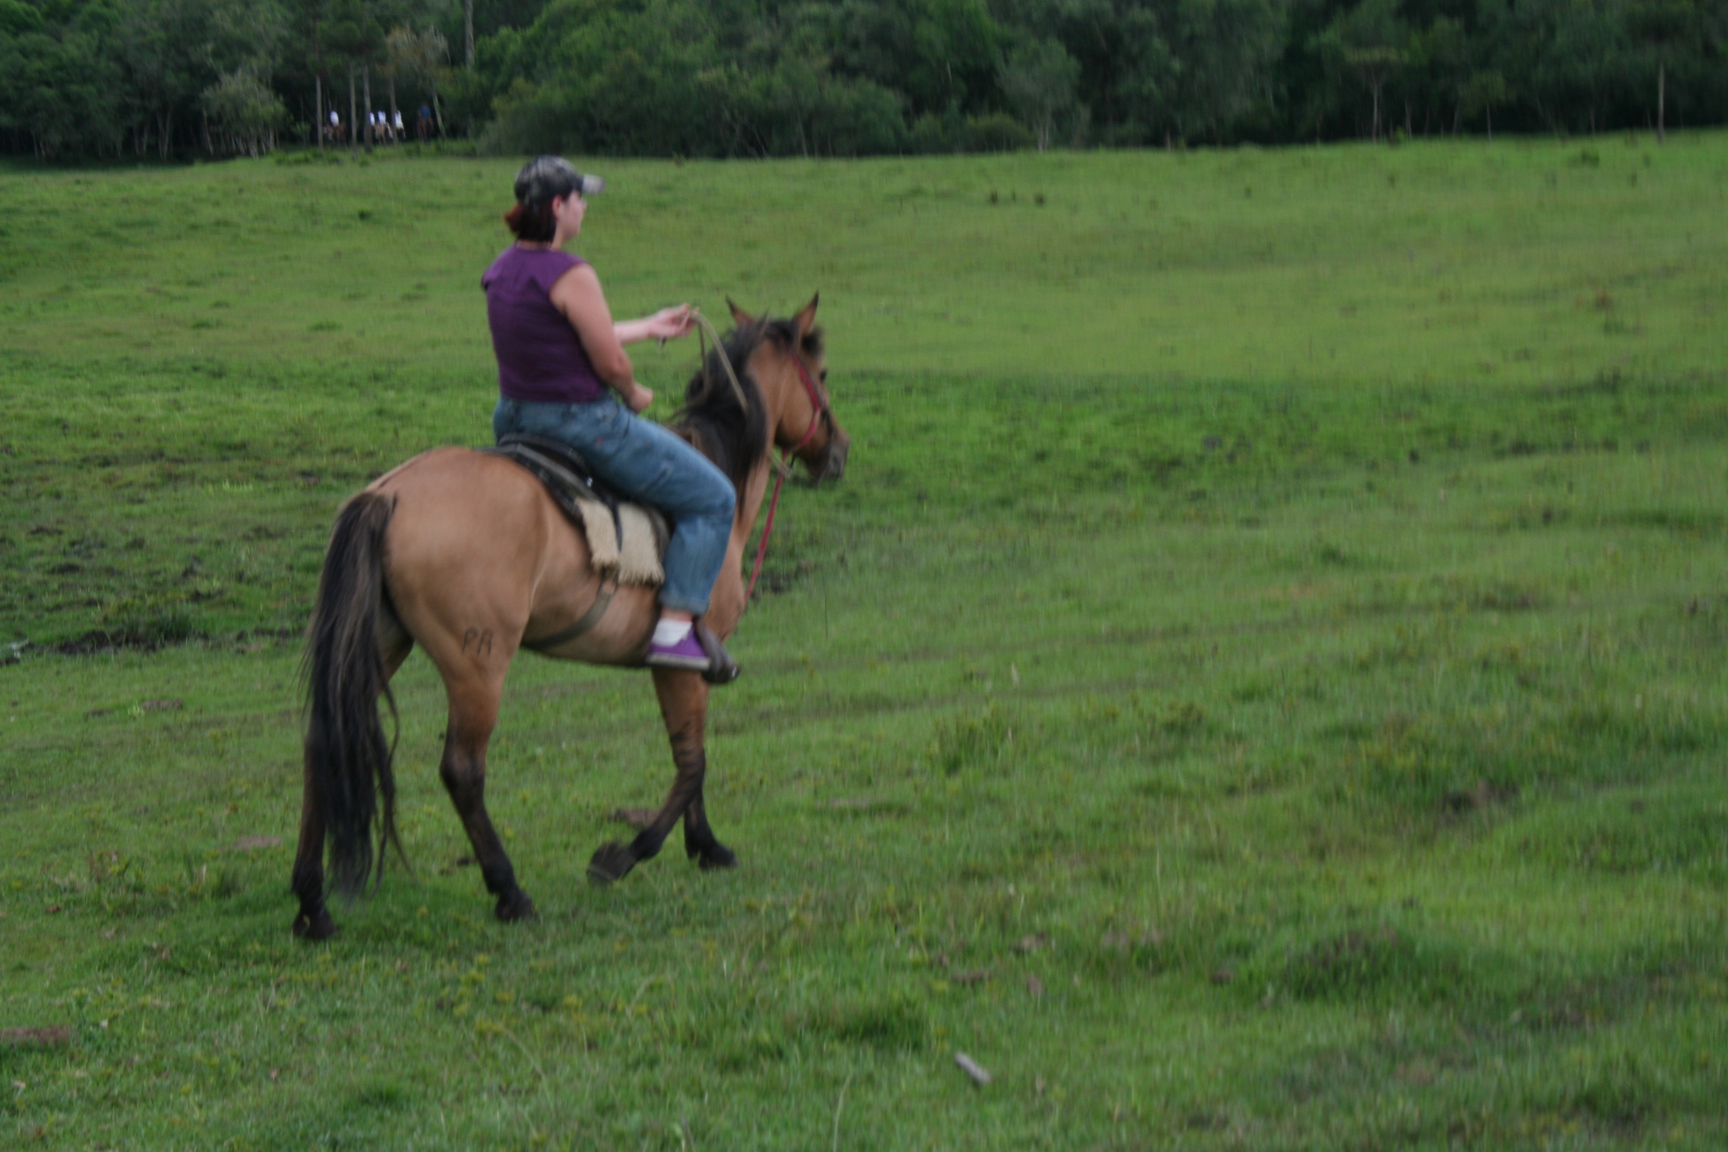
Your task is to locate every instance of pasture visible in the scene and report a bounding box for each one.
[2,135,1727,1149]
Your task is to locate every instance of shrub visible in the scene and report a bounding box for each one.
[907,112,951,154]
[965,113,1033,152]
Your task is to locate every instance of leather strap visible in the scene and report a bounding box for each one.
[492,433,597,485]
[696,620,740,684]
[523,578,618,652]
[746,353,830,603]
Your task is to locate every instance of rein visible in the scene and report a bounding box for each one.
[690,310,750,413]
[745,350,831,603]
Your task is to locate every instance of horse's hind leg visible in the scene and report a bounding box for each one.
[436,664,537,922]
[589,669,736,883]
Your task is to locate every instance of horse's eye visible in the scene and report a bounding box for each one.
[819,369,828,383]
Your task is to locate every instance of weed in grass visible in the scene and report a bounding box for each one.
[929,701,1016,775]
[799,993,929,1052]
[1260,917,1481,1004]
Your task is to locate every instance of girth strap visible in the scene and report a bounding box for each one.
[522,577,619,653]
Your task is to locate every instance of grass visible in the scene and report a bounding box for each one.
[2,133,1726,1149]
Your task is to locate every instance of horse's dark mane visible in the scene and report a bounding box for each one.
[674,317,823,491]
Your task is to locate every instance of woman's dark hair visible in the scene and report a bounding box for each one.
[503,199,556,242]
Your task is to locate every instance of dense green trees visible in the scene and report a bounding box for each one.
[3,0,1725,158]
[1,0,293,158]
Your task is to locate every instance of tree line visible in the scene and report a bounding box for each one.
[3,0,1725,160]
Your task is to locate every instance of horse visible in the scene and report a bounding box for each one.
[290,297,847,940]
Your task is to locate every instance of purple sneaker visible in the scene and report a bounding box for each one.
[645,630,710,671]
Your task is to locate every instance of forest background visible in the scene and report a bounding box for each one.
[3,0,1727,162]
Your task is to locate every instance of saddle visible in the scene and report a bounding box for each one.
[480,434,667,586]
[481,434,741,684]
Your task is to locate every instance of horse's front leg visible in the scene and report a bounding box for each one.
[589,668,732,882]
[682,785,738,871]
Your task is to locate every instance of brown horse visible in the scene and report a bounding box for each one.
[291,298,847,939]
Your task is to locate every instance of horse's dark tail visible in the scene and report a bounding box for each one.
[302,490,402,899]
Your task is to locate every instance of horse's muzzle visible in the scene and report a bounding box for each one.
[808,429,849,485]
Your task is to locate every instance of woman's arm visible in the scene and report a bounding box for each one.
[549,264,655,412]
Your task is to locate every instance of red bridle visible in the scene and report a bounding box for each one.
[745,352,832,603]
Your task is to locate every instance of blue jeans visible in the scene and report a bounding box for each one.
[494,396,736,615]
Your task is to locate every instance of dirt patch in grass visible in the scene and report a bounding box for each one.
[1,1026,71,1048]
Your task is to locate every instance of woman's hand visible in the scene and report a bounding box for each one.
[624,383,656,414]
[615,305,694,345]
[644,304,694,341]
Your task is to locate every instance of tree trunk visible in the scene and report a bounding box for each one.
[316,74,324,153]
[202,108,211,155]
[313,20,326,152]
[1657,60,1666,143]
[363,64,374,148]
[388,74,398,144]
[1486,104,1492,143]
[1405,101,1412,139]
[465,0,475,68]
[348,64,358,153]
[158,110,171,161]
[1370,81,1380,141]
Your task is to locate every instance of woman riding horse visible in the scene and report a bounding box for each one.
[289,162,850,940]
[487,156,733,674]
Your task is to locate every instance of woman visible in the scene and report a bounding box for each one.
[484,156,735,673]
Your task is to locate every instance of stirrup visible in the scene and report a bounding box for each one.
[696,622,740,685]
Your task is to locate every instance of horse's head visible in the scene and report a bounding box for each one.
[732,295,849,486]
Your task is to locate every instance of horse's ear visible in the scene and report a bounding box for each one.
[792,292,819,340]
[727,297,754,327]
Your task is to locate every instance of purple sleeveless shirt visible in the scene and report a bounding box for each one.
[482,246,608,403]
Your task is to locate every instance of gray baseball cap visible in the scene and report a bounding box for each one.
[513,156,604,206]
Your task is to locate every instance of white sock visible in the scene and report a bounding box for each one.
[652,619,693,647]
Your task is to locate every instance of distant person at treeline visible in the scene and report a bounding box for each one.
[483,157,736,674]
[418,105,433,141]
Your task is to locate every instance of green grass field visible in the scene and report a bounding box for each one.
[2,135,1727,1150]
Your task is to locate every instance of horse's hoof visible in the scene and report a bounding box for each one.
[587,841,636,885]
[495,889,537,923]
[697,843,738,871]
[292,908,339,941]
